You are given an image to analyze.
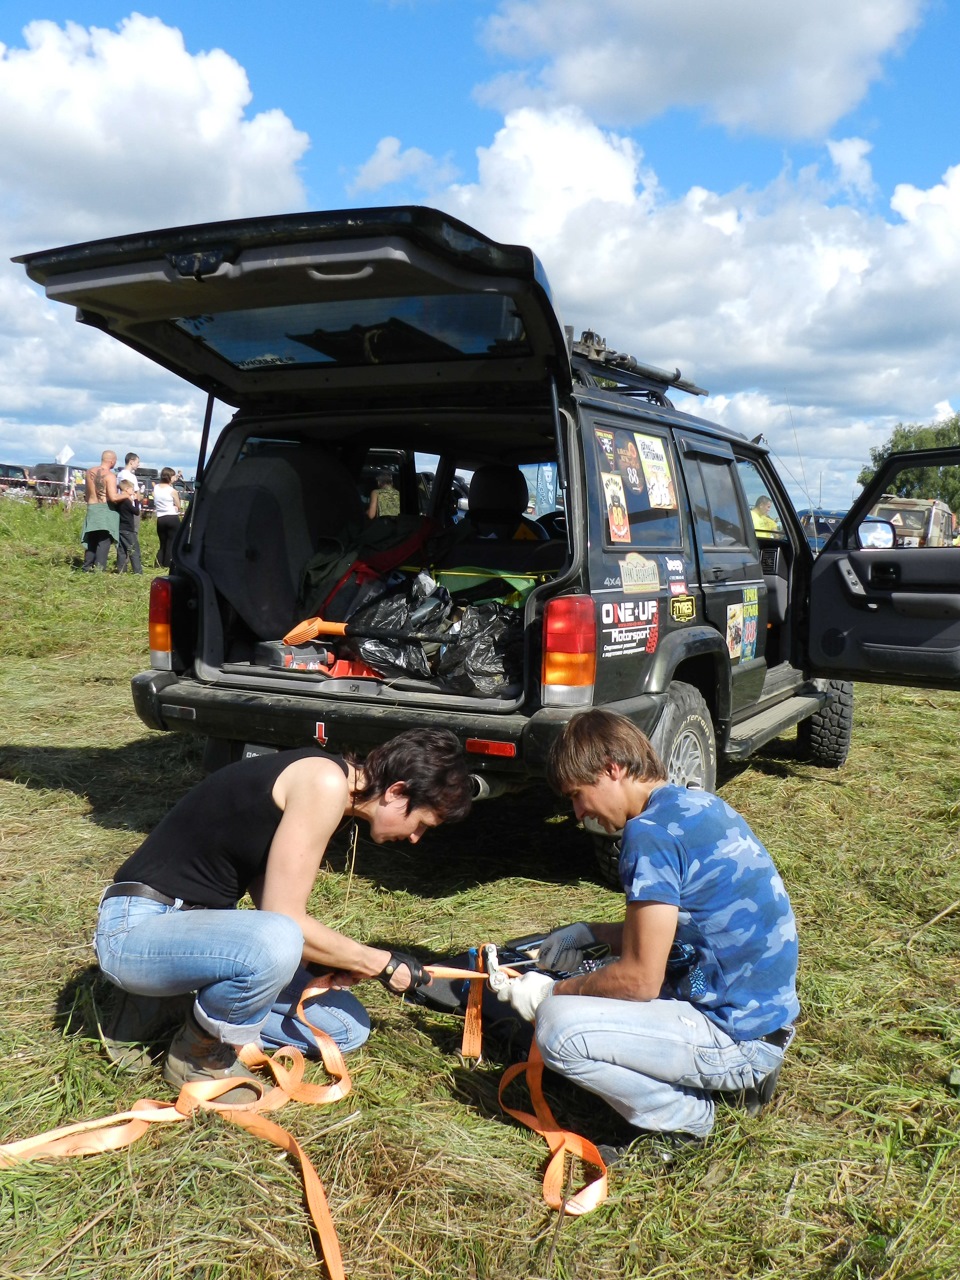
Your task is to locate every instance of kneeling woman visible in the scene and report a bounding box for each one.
[95,729,472,1099]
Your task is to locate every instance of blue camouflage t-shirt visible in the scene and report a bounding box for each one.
[620,784,799,1041]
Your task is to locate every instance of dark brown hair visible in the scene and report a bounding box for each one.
[160,467,176,484]
[352,728,473,823]
[546,709,666,793]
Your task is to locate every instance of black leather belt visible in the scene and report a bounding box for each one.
[101,881,205,910]
[760,1027,792,1049]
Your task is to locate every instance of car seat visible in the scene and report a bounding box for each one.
[467,464,547,540]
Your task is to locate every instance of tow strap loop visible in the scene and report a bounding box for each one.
[0,983,351,1280]
[423,955,610,1214]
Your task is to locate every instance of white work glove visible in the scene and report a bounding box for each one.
[536,922,597,973]
[485,944,555,1022]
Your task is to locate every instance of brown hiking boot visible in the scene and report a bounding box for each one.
[97,989,192,1072]
[163,1013,260,1105]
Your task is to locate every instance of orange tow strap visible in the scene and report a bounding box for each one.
[424,955,610,1214]
[0,983,351,1280]
[0,955,608,1278]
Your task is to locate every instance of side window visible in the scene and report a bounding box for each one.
[593,423,681,547]
[689,455,749,547]
[737,459,783,540]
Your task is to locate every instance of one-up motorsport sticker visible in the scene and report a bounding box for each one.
[601,599,659,658]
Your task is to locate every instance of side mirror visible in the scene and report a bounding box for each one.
[857,518,895,549]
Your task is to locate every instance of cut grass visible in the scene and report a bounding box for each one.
[1,500,959,1278]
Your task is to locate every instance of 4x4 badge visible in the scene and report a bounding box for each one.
[670,595,696,623]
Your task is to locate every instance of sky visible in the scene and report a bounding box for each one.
[2,0,960,510]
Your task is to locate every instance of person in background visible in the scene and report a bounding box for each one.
[751,495,780,535]
[95,729,473,1102]
[367,470,401,519]
[114,479,143,574]
[489,709,798,1155]
[153,466,182,569]
[117,451,143,535]
[80,450,121,572]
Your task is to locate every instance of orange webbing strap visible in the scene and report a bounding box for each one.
[0,983,351,1280]
[498,1038,609,1215]
[425,956,609,1214]
[424,956,520,1063]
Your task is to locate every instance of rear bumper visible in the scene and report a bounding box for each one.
[132,670,663,778]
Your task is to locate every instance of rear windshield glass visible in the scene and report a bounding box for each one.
[173,295,530,370]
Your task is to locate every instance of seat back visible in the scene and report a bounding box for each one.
[202,448,364,639]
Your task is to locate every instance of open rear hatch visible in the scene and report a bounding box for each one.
[14,205,571,409]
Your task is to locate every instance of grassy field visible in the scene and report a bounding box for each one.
[1,497,958,1279]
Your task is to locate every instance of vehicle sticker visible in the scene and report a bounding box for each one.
[594,427,616,470]
[615,432,646,495]
[669,580,689,596]
[664,556,686,581]
[741,587,759,662]
[726,604,743,660]
[634,433,678,509]
[602,473,631,543]
[670,595,696,623]
[619,552,660,592]
[600,599,659,657]
[314,721,328,746]
[603,575,622,588]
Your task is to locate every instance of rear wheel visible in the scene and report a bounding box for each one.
[796,679,853,767]
[592,682,717,887]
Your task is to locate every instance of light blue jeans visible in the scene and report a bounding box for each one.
[94,893,370,1054]
[535,995,786,1138]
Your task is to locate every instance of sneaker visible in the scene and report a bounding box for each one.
[97,990,191,1072]
[163,1013,260,1105]
[738,1060,784,1118]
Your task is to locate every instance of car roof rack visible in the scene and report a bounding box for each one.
[568,329,708,408]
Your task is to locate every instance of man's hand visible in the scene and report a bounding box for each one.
[490,970,555,1021]
[536,922,597,972]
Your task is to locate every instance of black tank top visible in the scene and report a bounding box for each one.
[113,748,348,908]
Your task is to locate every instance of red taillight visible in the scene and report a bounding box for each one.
[541,595,596,705]
[149,577,173,669]
[465,738,517,758]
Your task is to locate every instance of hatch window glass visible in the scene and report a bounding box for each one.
[594,424,681,547]
[173,294,530,371]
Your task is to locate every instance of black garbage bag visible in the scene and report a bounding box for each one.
[345,585,431,678]
[437,602,524,696]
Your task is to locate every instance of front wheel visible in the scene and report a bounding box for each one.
[796,679,853,767]
[592,682,717,887]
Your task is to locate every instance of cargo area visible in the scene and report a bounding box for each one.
[174,413,572,711]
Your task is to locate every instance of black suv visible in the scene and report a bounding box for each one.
[17,208,960,869]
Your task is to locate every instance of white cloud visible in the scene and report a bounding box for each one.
[477,0,925,139]
[436,107,960,508]
[0,14,308,471]
[826,137,877,199]
[0,14,309,249]
[349,136,458,193]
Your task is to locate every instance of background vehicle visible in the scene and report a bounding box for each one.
[0,463,33,493]
[134,466,160,513]
[868,495,954,547]
[31,462,87,503]
[18,208,960,876]
[798,508,846,554]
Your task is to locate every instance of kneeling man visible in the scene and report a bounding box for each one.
[493,709,798,1142]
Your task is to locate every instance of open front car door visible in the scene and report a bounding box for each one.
[806,448,960,689]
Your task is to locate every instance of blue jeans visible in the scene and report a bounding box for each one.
[535,995,787,1137]
[95,894,370,1053]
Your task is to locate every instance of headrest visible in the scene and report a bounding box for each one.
[468,465,529,518]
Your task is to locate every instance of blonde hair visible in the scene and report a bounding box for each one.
[547,709,666,793]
